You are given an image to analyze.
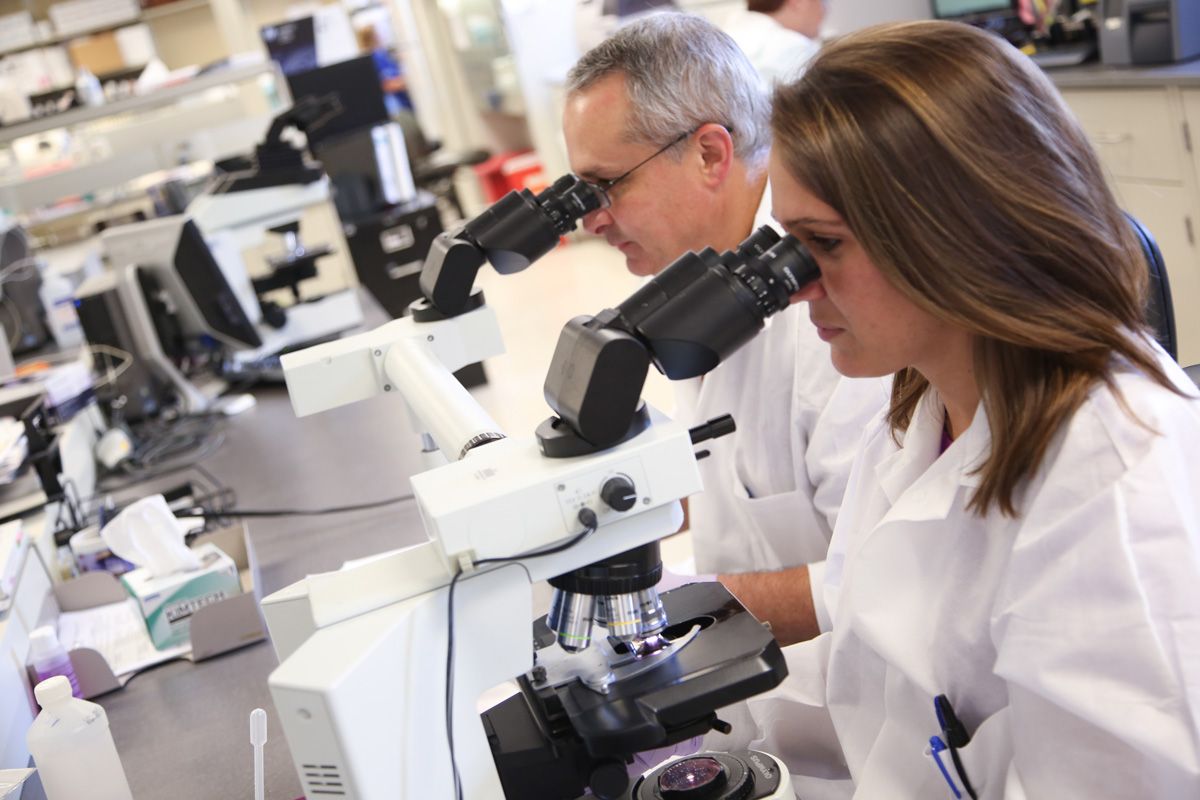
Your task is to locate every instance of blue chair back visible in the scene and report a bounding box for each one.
[1125,212,1177,361]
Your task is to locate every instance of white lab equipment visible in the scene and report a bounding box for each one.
[26,676,134,800]
[263,301,700,799]
[0,769,35,800]
[263,193,825,799]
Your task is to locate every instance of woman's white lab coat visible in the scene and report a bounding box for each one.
[686,310,887,578]
[708,348,1200,798]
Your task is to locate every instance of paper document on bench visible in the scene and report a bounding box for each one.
[57,598,189,676]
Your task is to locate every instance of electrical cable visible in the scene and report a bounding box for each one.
[176,493,416,520]
[86,344,134,388]
[444,506,600,800]
[88,455,412,536]
[0,255,41,285]
[108,412,227,483]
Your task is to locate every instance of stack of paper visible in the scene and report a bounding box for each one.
[56,598,190,677]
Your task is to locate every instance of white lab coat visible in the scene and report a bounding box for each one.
[708,345,1200,798]
[686,315,887,582]
[720,8,821,87]
[681,186,889,594]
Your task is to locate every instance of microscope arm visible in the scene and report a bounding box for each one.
[280,302,506,460]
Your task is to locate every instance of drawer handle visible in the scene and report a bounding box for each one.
[1093,132,1132,144]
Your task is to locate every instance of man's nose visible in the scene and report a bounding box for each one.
[582,207,612,235]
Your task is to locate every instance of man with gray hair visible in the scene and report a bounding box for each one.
[562,13,887,647]
[564,12,772,276]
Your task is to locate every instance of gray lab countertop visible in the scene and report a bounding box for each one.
[91,298,435,800]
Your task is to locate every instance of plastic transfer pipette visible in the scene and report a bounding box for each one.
[250,708,267,800]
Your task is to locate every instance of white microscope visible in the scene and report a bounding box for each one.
[92,96,365,412]
[182,94,365,356]
[261,176,819,799]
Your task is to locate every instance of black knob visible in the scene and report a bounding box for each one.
[600,475,637,512]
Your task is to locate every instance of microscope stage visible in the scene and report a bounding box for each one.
[525,580,787,756]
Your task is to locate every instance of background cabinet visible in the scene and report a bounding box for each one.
[1059,81,1200,366]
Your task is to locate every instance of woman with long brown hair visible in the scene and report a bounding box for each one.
[712,19,1200,798]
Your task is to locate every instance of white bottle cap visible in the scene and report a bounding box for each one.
[28,626,62,660]
[34,675,73,708]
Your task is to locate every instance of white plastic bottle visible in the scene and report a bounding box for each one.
[26,676,134,800]
[38,270,83,348]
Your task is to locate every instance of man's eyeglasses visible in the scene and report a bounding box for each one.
[590,129,695,197]
[582,124,734,206]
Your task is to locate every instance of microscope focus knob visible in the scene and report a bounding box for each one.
[600,475,637,512]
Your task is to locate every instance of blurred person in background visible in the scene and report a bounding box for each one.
[722,0,828,86]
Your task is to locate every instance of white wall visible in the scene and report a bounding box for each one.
[823,0,931,36]
[497,0,579,179]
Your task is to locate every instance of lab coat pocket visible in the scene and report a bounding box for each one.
[953,706,1015,800]
[727,476,811,572]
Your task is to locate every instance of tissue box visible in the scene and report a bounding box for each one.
[119,542,241,650]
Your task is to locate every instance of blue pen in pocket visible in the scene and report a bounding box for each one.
[930,694,977,800]
[926,734,962,799]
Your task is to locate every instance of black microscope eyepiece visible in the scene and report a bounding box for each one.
[726,230,820,317]
[535,174,608,237]
[420,173,607,314]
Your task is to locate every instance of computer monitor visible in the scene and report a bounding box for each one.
[260,7,359,78]
[173,219,262,348]
[101,216,262,350]
[931,0,1014,19]
[286,56,390,148]
[99,215,263,414]
[260,17,319,77]
[75,271,172,421]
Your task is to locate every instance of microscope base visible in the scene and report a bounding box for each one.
[483,581,788,800]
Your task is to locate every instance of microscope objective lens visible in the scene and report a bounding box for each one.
[604,593,642,640]
[549,590,596,652]
[637,587,667,636]
[594,595,609,626]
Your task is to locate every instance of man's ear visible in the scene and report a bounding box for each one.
[694,123,735,188]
